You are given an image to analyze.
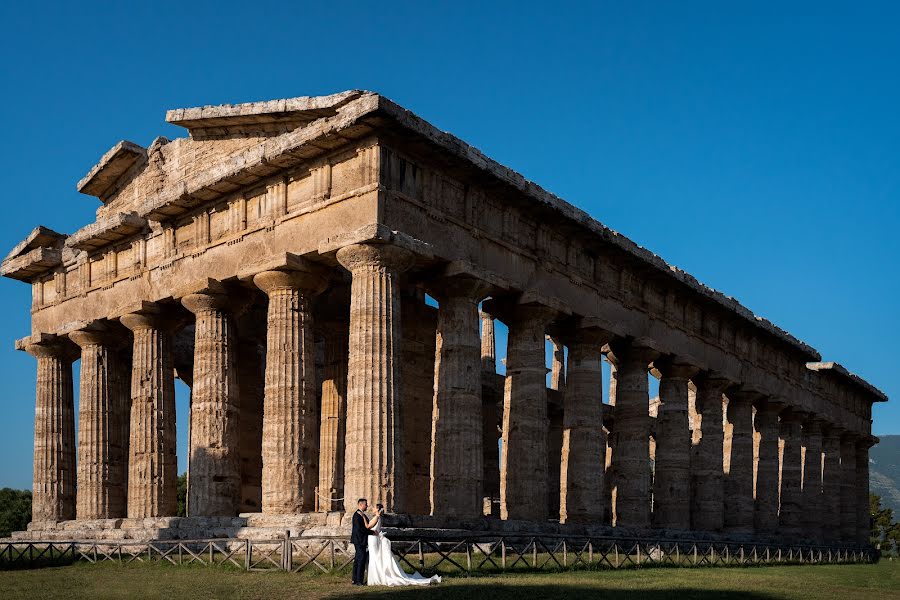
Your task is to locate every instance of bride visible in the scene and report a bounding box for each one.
[366,504,441,586]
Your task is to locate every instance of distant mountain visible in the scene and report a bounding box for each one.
[871,434,900,516]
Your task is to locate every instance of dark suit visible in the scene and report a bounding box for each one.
[351,509,374,584]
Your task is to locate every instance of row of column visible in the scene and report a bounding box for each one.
[544,335,872,545]
[23,239,873,549]
[25,242,414,521]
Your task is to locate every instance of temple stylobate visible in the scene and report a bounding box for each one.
[1,91,887,547]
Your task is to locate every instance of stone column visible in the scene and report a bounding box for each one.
[855,438,873,547]
[336,243,413,513]
[839,433,859,544]
[316,321,348,512]
[253,268,326,514]
[70,327,129,520]
[481,310,496,373]
[821,426,842,545]
[500,304,555,521]
[559,328,610,524]
[606,339,658,529]
[652,358,698,531]
[120,309,178,518]
[691,373,730,532]
[22,336,77,522]
[801,418,824,543]
[181,289,243,517]
[778,409,805,538]
[429,277,489,518]
[754,398,781,534]
[724,390,756,534]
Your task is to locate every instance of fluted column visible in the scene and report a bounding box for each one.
[839,433,858,544]
[652,358,698,530]
[252,268,326,514]
[70,328,129,520]
[181,290,243,516]
[559,327,610,523]
[724,390,757,533]
[481,310,496,373]
[336,243,413,513]
[120,309,178,518]
[821,426,842,545]
[606,339,658,529]
[429,277,489,517]
[22,336,77,522]
[800,418,824,543]
[691,373,730,532]
[754,398,781,534]
[778,409,805,538]
[855,438,873,547]
[316,321,348,512]
[499,304,555,521]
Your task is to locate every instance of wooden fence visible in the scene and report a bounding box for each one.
[0,534,876,573]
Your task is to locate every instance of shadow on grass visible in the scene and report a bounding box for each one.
[329,584,780,600]
[0,554,76,571]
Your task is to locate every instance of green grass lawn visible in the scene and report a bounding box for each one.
[1,559,898,600]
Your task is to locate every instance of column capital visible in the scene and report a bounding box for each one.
[653,355,700,380]
[802,416,826,435]
[425,274,492,302]
[753,396,785,414]
[17,333,78,362]
[181,289,251,316]
[567,326,614,351]
[68,322,128,350]
[605,337,660,366]
[335,242,415,273]
[694,370,732,390]
[253,264,328,296]
[726,387,763,404]
[725,389,758,423]
[118,302,182,332]
[551,316,615,350]
[481,297,558,328]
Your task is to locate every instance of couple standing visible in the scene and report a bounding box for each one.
[350,498,441,586]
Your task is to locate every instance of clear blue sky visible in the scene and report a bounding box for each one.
[0,1,897,489]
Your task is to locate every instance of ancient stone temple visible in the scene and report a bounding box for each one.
[1,91,886,546]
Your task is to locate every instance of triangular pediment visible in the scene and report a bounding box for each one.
[165,90,366,139]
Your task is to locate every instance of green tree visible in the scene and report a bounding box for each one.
[0,488,32,538]
[177,473,187,517]
[870,493,900,556]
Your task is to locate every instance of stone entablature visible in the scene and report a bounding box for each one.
[2,91,887,547]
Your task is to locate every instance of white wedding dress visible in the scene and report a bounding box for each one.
[366,518,441,586]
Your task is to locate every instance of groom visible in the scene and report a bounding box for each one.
[351,498,375,585]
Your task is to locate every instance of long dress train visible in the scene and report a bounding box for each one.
[366,518,441,586]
